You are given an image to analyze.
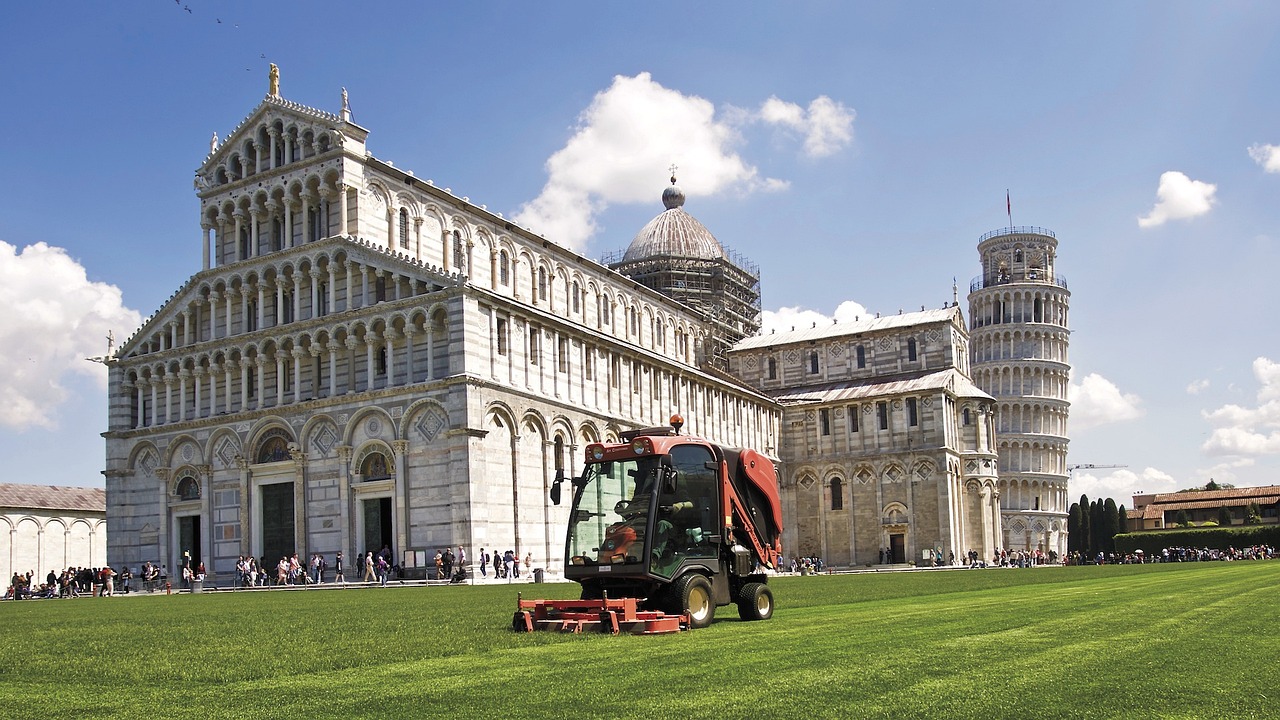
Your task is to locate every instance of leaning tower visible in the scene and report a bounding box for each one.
[966,226,1071,559]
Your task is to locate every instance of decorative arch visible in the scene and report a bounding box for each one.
[354,441,395,481]
[254,426,295,464]
[128,442,162,477]
[301,414,341,458]
[882,502,909,525]
[402,398,450,444]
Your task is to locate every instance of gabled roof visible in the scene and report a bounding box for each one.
[199,93,368,173]
[732,307,962,352]
[767,367,992,405]
[0,483,105,514]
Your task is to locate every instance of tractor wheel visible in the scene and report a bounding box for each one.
[670,573,715,629]
[736,582,774,622]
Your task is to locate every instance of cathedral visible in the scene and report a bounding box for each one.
[103,74,1069,580]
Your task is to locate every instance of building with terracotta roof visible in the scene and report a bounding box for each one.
[1,483,106,584]
[1131,486,1280,530]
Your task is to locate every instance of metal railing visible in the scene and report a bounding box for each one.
[978,226,1057,242]
[970,272,1068,292]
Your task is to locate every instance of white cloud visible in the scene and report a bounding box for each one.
[512,74,854,250]
[1067,373,1144,431]
[1070,466,1177,506]
[1137,171,1217,228]
[1201,357,1280,457]
[512,72,784,250]
[757,95,856,158]
[1248,143,1280,173]
[0,241,142,430]
[758,300,870,335]
[1186,378,1210,395]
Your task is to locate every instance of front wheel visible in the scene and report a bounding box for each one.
[736,582,774,621]
[670,573,715,629]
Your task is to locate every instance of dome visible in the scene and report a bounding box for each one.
[621,180,726,263]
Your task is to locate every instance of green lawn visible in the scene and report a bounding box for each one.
[1,562,1275,719]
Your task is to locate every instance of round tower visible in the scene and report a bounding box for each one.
[966,226,1071,560]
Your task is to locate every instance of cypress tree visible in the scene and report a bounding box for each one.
[1117,505,1128,534]
[1090,500,1106,557]
[1078,494,1091,557]
[1103,498,1119,552]
[1067,503,1081,553]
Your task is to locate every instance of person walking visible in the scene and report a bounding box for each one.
[334,551,345,584]
[362,552,376,582]
[102,566,116,597]
[479,548,488,578]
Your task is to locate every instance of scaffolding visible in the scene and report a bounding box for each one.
[604,247,761,372]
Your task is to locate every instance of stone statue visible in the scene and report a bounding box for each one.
[210,132,218,154]
[269,63,280,96]
[342,87,349,111]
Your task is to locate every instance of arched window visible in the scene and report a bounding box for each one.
[856,345,866,369]
[257,434,291,463]
[176,476,200,501]
[537,267,547,301]
[360,451,392,481]
[831,478,844,511]
[499,251,510,286]
[571,281,580,313]
[908,338,918,362]
[398,209,409,249]
[767,356,777,380]
[809,351,819,374]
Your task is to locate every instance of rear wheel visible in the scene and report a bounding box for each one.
[670,573,715,628]
[736,582,774,621]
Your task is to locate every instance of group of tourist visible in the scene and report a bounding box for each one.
[786,556,826,573]
[476,548,534,580]
[223,545,398,587]
[1070,545,1278,565]
[5,565,131,600]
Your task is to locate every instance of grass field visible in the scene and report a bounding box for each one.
[1,562,1276,719]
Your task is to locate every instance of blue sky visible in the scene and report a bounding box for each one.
[1,2,1278,506]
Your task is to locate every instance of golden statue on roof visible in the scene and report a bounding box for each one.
[269,63,280,97]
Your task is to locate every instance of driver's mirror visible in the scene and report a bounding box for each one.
[661,467,678,494]
[551,469,566,506]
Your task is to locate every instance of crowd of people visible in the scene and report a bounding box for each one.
[474,548,535,580]
[786,556,825,573]
[5,565,132,600]
[1069,545,1278,565]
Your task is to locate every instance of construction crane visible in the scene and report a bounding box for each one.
[1067,464,1127,476]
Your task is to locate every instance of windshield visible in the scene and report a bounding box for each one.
[566,456,663,567]
[565,443,721,576]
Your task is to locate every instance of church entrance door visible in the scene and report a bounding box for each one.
[260,482,295,564]
[889,533,905,564]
